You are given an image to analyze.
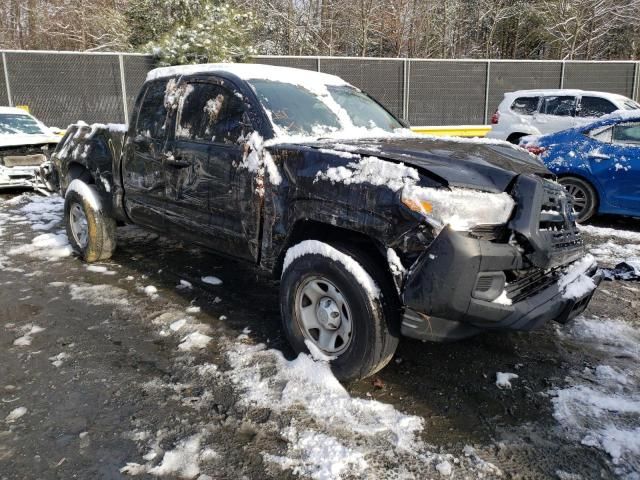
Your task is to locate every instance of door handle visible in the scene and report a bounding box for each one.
[162,152,190,169]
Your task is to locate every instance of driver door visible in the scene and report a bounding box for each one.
[163,78,260,260]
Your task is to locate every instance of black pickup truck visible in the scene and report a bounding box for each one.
[46,63,601,380]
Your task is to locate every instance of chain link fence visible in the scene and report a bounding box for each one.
[1,50,638,128]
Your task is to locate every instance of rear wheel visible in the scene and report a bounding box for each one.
[64,179,116,262]
[558,176,598,223]
[280,240,399,381]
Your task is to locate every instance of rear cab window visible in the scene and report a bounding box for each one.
[578,96,617,117]
[136,80,169,139]
[510,97,539,115]
[541,96,576,116]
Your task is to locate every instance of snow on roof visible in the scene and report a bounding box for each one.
[504,89,632,100]
[146,63,349,87]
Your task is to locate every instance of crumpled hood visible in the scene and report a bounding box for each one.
[304,137,551,192]
[0,133,60,149]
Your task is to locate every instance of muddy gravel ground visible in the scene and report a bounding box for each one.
[0,191,639,480]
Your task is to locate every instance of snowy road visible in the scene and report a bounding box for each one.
[1,192,639,479]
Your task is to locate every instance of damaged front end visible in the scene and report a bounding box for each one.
[0,144,54,194]
[392,175,602,342]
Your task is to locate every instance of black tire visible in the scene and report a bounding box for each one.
[280,241,400,381]
[558,176,598,223]
[64,180,116,262]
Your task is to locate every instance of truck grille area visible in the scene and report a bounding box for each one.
[509,175,584,269]
[505,267,561,304]
[539,180,583,254]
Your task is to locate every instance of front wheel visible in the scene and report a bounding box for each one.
[558,176,598,223]
[280,240,399,381]
[64,179,116,262]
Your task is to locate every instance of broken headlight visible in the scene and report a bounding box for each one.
[401,185,515,233]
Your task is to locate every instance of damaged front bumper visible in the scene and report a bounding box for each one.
[0,163,52,194]
[400,227,602,342]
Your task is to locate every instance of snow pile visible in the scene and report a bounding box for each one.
[13,324,45,346]
[263,428,368,480]
[16,194,64,231]
[496,372,519,389]
[49,352,69,368]
[5,407,27,423]
[589,240,640,266]
[7,232,72,261]
[315,156,419,191]
[553,316,640,476]
[178,332,212,351]
[227,342,431,474]
[579,224,640,242]
[69,284,129,306]
[283,240,380,298]
[143,285,159,299]
[557,254,596,300]
[201,276,222,286]
[121,433,212,479]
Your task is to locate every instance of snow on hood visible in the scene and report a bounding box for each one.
[0,132,60,148]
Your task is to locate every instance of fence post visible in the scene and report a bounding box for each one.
[118,54,129,125]
[403,59,409,122]
[483,60,491,125]
[2,52,13,107]
[633,62,639,101]
[560,60,566,89]
[317,57,321,72]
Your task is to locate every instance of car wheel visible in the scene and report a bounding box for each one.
[558,176,598,223]
[280,240,399,381]
[64,179,116,262]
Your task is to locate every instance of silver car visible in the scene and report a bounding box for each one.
[0,107,60,190]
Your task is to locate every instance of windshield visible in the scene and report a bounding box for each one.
[623,99,640,110]
[248,79,404,138]
[0,114,46,135]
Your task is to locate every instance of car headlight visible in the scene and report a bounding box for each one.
[401,185,515,232]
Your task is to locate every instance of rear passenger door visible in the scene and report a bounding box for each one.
[122,79,171,231]
[576,96,617,124]
[163,78,258,259]
[534,95,577,134]
[586,122,640,212]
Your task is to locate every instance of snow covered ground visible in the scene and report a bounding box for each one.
[1,192,639,479]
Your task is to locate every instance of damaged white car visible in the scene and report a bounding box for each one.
[0,107,60,191]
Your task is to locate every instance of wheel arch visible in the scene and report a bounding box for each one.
[556,172,601,210]
[274,220,390,280]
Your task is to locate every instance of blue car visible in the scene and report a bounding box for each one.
[523,112,640,222]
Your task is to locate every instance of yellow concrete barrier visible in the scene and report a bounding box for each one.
[411,125,491,138]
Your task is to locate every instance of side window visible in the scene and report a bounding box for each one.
[612,122,640,145]
[135,80,169,139]
[176,82,247,145]
[511,97,539,115]
[578,96,617,117]
[588,125,612,143]
[542,96,576,116]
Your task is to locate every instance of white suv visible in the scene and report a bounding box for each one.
[486,89,640,143]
